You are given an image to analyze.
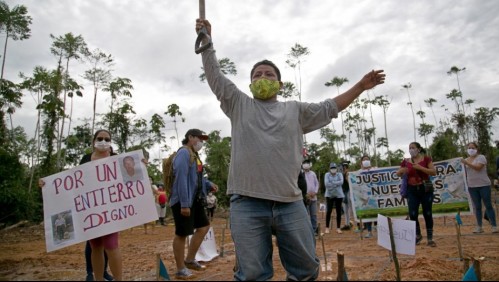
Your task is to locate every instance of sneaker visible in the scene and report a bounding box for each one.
[336,228,343,234]
[103,272,114,281]
[175,268,195,280]
[340,225,351,231]
[416,234,423,245]
[364,232,373,239]
[185,260,206,271]
[427,240,437,247]
[325,228,330,234]
[492,226,498,233]
[473,227,484,234]
[85,274,94,281]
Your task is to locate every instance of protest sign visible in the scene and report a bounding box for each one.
[190,227,219,262]
[377,214,416,255]
[41,150,158,252]
[348,158,471,222]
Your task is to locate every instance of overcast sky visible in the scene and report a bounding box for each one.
[4,0,499,162]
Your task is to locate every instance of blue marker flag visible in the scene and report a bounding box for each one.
[462,265,478,281]
[343,270,349,281]
[159,257,170,281]
[456,213,463,226]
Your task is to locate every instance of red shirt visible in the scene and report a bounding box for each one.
[401,156,432,186]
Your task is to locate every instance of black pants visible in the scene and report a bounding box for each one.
[326,197,344,228]
[85,241,110,275]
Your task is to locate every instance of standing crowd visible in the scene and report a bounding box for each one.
[38,15,499,282]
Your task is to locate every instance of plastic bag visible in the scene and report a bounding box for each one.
[400,173,408,198]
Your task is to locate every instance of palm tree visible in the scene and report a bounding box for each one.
[424,98,439,131]
[286,43,310,143]
[280,81,298,100]
[373,95,391,164]
[0,1,32,142]
[447,66,470,145]
[0,1,32,80]
[325,76,349,155]
[50,33,87,168]
[402,83,417,141]
[83,48,113,135]
[65,77,83,137]
[447,66,466,113]
[199,57,237,82]
[165,104,184,148]
[103,77,133,115]
[286,43,310,102]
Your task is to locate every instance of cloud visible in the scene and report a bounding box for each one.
[5,0,499,159]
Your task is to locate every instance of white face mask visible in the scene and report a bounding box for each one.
[409,149,419,157]
[330,169,337,174]
[302,163,311,170]
[467,148,477,156]
[94,141,111,152]
[362,160,371,168]
[193,141,203,152]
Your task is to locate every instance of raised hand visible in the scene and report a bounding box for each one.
[360,70,385,90]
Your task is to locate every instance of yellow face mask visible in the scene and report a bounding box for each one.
[249,78,280,100]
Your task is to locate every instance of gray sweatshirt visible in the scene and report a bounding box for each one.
[202,47,338,202]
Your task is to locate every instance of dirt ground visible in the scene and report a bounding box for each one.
[1,211,499,281]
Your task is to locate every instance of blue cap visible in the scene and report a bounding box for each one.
[330,162,337,168]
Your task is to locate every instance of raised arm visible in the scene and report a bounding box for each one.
[334,70,385,112]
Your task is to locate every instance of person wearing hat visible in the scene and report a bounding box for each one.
[302,159,319,235]
[170,129,219,279]
[324,162,345,234]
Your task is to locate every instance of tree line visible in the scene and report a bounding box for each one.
[1,1,498,226]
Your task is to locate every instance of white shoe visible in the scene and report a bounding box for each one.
[473,226,484,233]
[325,228,330,234]
[492,226,498,233]
[336,228,342,234]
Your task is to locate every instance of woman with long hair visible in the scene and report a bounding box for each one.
[396,142,437,247]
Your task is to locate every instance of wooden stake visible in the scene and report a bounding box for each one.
[318,223,328,277]
[337,251,346,281]
[220,216,228,257]
[359,218,364,240]
[455,221,463,261]
[472,257,482,281]
[387,217,401,281]
[156,253,160,281]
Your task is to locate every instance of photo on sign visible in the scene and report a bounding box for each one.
[51,210,74,245]
[120,154,144,183]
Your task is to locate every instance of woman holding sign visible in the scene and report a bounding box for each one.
[80,129,122,281]
[397,142,437,247]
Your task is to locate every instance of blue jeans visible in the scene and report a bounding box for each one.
[407,184,434,240]
[469,186,497,227]
[307,200,318,232]
[230,195,319,281]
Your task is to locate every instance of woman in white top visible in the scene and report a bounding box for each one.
[461,142,498,233]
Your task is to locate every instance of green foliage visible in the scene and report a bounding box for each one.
[204,130,231,208]
[0,148,42,224]
[429,128,461,162]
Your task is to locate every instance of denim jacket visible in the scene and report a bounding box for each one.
[169,147,212,208]
[324,172,344,198]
